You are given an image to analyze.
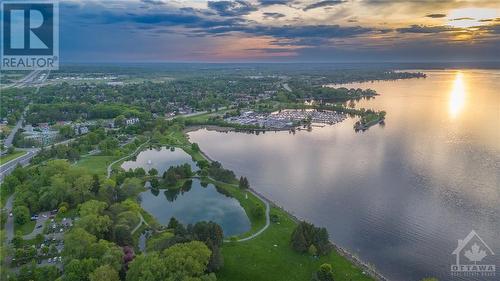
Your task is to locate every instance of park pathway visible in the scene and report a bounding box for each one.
[106,140,149,178]
[234,188,270,242]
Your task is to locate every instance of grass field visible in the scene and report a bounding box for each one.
[74,155,115,175]
[14,221,36,236]
[219,207,374,281]
[0,150,26,165]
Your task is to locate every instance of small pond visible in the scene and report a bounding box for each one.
[121,147,198,175]
[139,179,251,237]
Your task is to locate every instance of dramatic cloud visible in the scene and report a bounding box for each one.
[450,17,475,21]
[258,0,292,6]
[208,0,257,16]
[303,0,346,11]
[205,24,374,40]
[57,0,500,62]
[396,25,456,34]
[263,12,286,19]
[425,13,447,18]
[140,0,165,5]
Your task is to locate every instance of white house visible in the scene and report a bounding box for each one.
[126,118,140,126]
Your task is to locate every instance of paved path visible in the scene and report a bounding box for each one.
[204,175,270,242]
[131,212,149,234]
[106,140,149,178]
[234,189,270,242]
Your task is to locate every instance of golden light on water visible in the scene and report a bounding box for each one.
[449,72,466,119]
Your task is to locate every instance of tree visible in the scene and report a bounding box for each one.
[113,224,133,246]
[114,115,126,127]
[190,221,224,247]
[191,143,200,152]
[13,205,30,225]
[311,263,334,281]
[89,265,120,281]
[63,258,99,281]
[90,174,100,195]
[291,221,332,256]
[291,227,308,253]
[168,217,180,229]
[63,228,98,261]
[252,206,264,219]
[239,176,249,189]
[308,244,318,256]
[2,174,20,193]
[148,168,158,176]
[134,168,146,177]
[126,241,213,281]
[76,200,112,238]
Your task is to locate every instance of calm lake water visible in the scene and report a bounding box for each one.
[121,147,198,175]
[189,70,500,281]
[123,147,250,237]
[140,179,250,237]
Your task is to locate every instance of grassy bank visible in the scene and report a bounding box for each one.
[219,206,373,281]
[75,155,115,175]
[0,150,26,165]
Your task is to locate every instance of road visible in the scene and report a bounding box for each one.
[4,195,15,242]
[2,70,51,150]
[282,83,292,92]
[2,106,29,150]
[0,149,39,182]
[165,107,228,121]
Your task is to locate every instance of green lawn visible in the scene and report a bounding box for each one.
[14,221,35,236]
[74,155,115,175]
[219,207,374,281]
[0,150,26,165]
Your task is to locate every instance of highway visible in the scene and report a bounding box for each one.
[0,149,39,181]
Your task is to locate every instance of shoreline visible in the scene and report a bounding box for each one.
[248,186,389,281]
[183,124,293,134]
[185,126,389,281]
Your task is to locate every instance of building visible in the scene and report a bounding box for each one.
[126,118,140,126]
[74,126,89,135]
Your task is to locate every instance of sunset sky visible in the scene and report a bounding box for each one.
[60,0,500,62]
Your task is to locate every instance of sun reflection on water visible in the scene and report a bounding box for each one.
[449,72,466,119]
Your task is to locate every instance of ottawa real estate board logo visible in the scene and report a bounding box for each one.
[1,0,59,70]
[451,230,496,278]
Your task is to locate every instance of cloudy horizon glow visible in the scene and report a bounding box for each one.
[59,0,500,62]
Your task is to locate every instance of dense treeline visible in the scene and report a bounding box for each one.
[207,161,236,183]
[0,87,33,126]
[26,103,146,124]
[291,221,332,256]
